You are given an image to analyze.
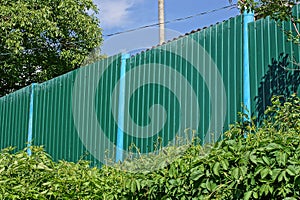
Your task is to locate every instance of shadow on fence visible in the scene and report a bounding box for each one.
[254,53,300,123]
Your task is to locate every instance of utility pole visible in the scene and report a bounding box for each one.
[158,0,165,45]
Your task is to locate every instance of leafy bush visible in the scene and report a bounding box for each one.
[103,95,300,199]
[1,95,300,199]
[0,146,104,199]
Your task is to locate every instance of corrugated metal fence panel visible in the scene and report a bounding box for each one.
[1,16,245,164]
[0,15,244,165]
[0,86,31,150]
[33,72,82,163]
[32,54,122,166]
[249,4,300,120]
[122,15,243,153]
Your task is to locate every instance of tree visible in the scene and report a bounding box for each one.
[0,0,102,96]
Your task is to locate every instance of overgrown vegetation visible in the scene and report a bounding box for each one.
[1,95,300,199]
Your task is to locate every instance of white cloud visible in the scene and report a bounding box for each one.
[94,0,142,29]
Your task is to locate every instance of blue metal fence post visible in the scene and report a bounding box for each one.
[27,83,36,156]
[243,10,254,124]
[116,53,130,162]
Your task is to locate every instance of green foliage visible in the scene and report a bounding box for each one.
[101,95,300,199]
[0,0,102,96]
[1,95,300,199]
[0,146,105,199]
[238,0,295,21]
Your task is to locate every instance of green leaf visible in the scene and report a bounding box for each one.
[244,191,252,200]
[265,143,282,151]
[168,179,177,185]
[40,190,49,195]
[271,169,281,181]
[131,179,137,193]
[213,162,220,176]
[190,170,204,181]
[232,167,239,180]
[253,191,259,199]
[205,180,216,192]
[286,165,296,176]
[250,153,258,165]
[260,168,269,179]
[136,180,141,192]
[262,156,270,166]
[221,159,229,170]
[259,184,270,196]
[278,171,287,182]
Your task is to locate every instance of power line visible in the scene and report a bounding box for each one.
[104,4,238,37]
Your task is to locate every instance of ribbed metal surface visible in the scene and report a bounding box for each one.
[32,16,244,163]
[249,4,300,120]
[122,15,244,153]
[0,86,30,150]
[33,72,84,164]
[31,55,121,166]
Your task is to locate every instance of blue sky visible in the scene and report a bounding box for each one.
[93,0,240,55]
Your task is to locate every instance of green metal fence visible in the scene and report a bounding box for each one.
[122,15,243,154]
[0,86,31,151]
[1,5,300,166]
[32,55,121,166]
